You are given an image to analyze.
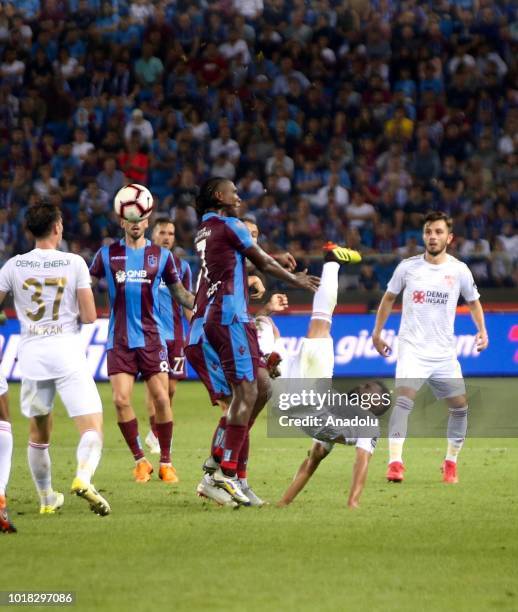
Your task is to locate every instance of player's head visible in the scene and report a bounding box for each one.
[120,216,149,240]
[423,211,453,256]
[350,380,391,417]
[26,202,63,243]
[242,216,259,243]
[152,218,175,250]
[196,177,241,218]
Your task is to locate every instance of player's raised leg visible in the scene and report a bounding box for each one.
[0,382,16,533]
[110,372,153,482]
[146,372,178,484]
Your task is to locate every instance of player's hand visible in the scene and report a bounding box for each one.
[248,275,266,300]
[475,330,489,352]
[274,252,297,272]
[265,351,282,378]
[293,269,320,292]
[372,333,391,357]
[265,293,289,314]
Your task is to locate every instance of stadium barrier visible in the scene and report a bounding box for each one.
[0,313,516,380]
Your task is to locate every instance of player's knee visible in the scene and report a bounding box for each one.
[112,391,131,412]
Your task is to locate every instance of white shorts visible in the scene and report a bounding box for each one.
[395,352,466,400]
[0,370,7,396]
[20,369,102,419]
[280,337,334,379]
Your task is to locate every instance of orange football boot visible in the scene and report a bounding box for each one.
[133,458,153,483]
[158,464,179,484]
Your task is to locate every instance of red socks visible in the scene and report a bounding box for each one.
[118,419,144,461]
[155,421,173,464]
[220,424,247,476]
[211,416,227,461]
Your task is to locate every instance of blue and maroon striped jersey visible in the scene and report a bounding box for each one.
[90,239,179,349]
[192,212,254,326]
[158,254,192,342]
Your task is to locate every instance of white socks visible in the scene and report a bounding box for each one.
[76,430,103,485]
[311,262,339,323]
[388,396,415,464]
[446,406,468,463]
[28,441,53,504]
[0,421,13,497]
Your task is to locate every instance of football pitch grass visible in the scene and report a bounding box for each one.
[2,381,518,612]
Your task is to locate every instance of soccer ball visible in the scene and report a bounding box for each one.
[114,183,154,222]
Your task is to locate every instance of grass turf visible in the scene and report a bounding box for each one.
[2,381,518,612]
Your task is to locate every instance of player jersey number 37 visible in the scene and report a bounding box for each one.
[0,249,92,379]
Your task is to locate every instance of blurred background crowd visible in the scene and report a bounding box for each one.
[0,0,517,293]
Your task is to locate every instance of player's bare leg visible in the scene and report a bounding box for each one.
[387,387,417,482]
[70,413,110,516]
[27,413,64,514]
[277,442,329,506]
[146,372,178,483]
[0,392,16,533]
[111,373,152,482]
[442,394,468,484]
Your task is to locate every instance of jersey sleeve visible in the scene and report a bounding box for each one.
[459,264,480,302]
[181,260,192,292]
[224,218,255,252]
[89,248,105,279]
[75,256,92,289]
[162,252,180,285]
[386,261,406,295]
[0,258,13,294]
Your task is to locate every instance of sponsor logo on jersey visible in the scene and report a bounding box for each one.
[115,269,150,284]
[16,260,41,268]
[206,280,222,298]
[111,256,127,261]
[412,290,449,305]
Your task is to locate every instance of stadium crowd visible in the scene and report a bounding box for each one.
[0,0,517,290]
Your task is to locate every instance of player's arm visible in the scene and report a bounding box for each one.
[0,290,6,309]
[277,442,329,507]
[243,244,320,292]
[467,299,488,351]
[347,447,372,509]
[168,281,195,310]
[77,287,97,324]
[272,252,297,272]
[372,291,397,356]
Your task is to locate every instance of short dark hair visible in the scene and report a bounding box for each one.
[153,217,175,228]
[195,177,229,216]
[424,211,453,232]
[26,203,62,238]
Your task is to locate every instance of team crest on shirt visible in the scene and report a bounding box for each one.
[115,270,127,283]
[444,274,456,288]
[238,345,246,355]
[147,254,158,268]
[159,348,168,361]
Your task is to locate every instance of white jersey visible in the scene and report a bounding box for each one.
[0,249,92,380]
[387,254,480,361]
